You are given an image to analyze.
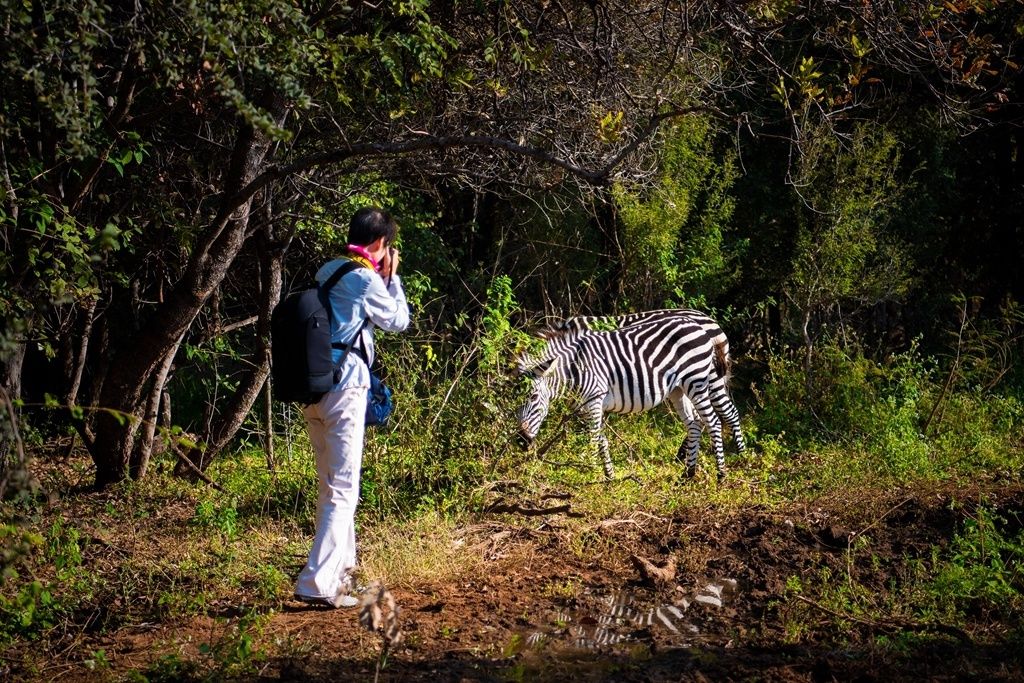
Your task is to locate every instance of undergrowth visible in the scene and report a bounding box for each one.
[1,288,1022,678]
[780,500,1024,654]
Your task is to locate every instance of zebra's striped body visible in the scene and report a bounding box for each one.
[516,312,745,479]
[534,309,744,455]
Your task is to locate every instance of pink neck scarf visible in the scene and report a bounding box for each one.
[346,243,379,271]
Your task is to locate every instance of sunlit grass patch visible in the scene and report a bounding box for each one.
[358,510,488,589]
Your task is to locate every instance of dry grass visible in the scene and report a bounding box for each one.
[357,511,489,589]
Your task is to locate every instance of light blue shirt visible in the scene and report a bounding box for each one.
[316,258,410,390]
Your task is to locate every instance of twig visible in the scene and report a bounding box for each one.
[0,386,27,499]
[537,455,594,472]
[170,444,225,492]
[595,518,643,530]
[491,409,575,477]
[851,497,913,541]
[429,344,477,428]
[923,298,968,435]
[578,473,643,487]
[533,414,572,459]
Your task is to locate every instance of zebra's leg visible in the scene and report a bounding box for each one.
[709,378,746,454]
[668,390,703,479]
[689,383,726,480]
[581,398,613,479]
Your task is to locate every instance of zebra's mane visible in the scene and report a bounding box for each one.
[517,329,586,376]
[538,309,709,341]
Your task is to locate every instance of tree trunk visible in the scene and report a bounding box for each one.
[89,100,283,489]
[183,203,286,471]
[263,377,275,472]
[130,335,182,479]
[590,189,623,313]
[66,299,98,407]
[0,341,27,408]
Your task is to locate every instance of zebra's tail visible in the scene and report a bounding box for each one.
[712,339,732,387]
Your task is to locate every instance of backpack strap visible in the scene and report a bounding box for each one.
[333,319,371,366]
[319,258,372,368]
[318,259,361,307]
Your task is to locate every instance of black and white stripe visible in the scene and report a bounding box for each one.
[545,309,744,453]
[516,311,745,479]
[540,308,732,385]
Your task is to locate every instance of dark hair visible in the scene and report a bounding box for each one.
[347,207,397,247]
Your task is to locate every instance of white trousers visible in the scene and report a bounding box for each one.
[295,386,366,599]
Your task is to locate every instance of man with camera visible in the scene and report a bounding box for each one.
[293,207,410,608]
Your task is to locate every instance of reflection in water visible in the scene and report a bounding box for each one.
[525,578,737,653]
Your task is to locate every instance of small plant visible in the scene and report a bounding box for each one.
[922,504,1024,622]
[0,519,93,645]
[359,582,403,683]
[253,562,287,602]
[142,652,200,682]
[83,648,110,672]
[199,610,268,678]
[191,498,239,539]
[480,274,520,375]
[542,576,582,600]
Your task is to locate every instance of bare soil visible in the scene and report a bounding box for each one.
[8,478,1024,682]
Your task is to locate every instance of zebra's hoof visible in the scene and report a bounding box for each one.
[717,470,727,482]
[685,465,697,479]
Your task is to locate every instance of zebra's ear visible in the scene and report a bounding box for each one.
[532,357,558,377]
[535,328,553,341]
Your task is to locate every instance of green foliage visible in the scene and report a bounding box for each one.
[953,295,1024,392]
[2,0,1023,670]
[192,499,240,540]
[784,503,1024,647]
[920,505,1024,621]
[0,524,41,583]
[786,121,912,343]
[334,274,536,519]
[0,518,93,645]
[480,275,520,375]
[198,610,269,679]
[755,338,1023,484]
[758,344,887,443]
[614,116,742,310]
[142,653,201,683]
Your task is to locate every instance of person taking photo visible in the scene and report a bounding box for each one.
[293,206,410,608]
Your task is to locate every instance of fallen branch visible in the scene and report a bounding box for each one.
[595,518,643,530]
[0,386,27,500]
[851,497,914,541]
[171,444,225,493]
[923,298,968,435]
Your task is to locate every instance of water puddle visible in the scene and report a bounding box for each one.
[518,578,738,654]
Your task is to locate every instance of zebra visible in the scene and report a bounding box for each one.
[530,309,745,456]
[515,314,745,480]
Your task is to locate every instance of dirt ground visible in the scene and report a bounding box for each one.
[10,479,1024,682]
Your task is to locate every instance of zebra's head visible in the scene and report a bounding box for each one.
[514,356,558,448]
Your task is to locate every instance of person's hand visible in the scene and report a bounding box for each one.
[380,247,399,279]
